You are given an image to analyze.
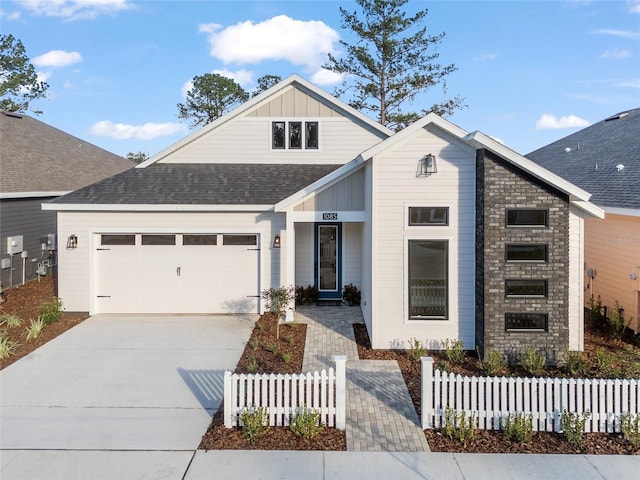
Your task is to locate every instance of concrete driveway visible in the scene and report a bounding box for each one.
[0,314,254,452]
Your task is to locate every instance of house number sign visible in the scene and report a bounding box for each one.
[322,212,338,221]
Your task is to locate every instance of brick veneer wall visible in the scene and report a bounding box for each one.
[476,149,570,365]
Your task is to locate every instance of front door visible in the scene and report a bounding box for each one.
[315,223,342,299]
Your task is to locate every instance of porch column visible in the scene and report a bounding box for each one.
[284,209,296,322]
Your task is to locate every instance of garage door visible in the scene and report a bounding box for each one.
[94,233,260,314]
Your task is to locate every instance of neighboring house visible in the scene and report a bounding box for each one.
[0,111,133,289]
[527,108,640,333]
[44,75,603,361]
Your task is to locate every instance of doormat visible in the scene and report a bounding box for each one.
[316,300,342,306]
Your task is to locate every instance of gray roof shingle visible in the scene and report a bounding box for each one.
[526,108,640,210]
[52,163,343,205]
[1,111,133,194]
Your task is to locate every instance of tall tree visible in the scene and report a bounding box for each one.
[251,74,282,97]
[324,0,465,131]
[177,73,248,128]
[126,151,149,164]
[0,34,48,114]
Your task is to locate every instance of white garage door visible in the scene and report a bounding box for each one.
[94,233,260,314]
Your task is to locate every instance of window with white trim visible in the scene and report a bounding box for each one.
[272,121,318,150]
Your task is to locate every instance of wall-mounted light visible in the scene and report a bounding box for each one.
[273,234,281,248]
[417,153,437,177]
[66,234,78,249]
[631,272,638,281]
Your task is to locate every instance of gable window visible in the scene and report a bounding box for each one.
[272,121,319,150]
[409,207,449,226]
[507,209,548,227]
[505,279,547,297]
[506,244,547,262]
[408,240,448,319]
[505,313,548,331]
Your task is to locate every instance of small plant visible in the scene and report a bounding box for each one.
[565,349,588,377]
[23,317,45,341]
[620,412,640,448]
[247,354,259,373]
[441,407,477,445]
[239,406,269,442]
[436,360,450,373]
[283,334,294,345]
[295,285,318,305]
[587,295,604,329]
[521,347,546,376]
[261,285,295,339]
[560,410,590,447]
[443,339,465,364]
[595,348,614,374]
[500,412,534,444]
[0,313,23,328]
[40,297,63,324]
[0,332,20,359]
[477,349,507,376]
[408,338,427,362]
[265,342,279,354]
[249,338,259,351]
[290,407,325,439]
[282,352,292,364]
[609,301,627,340]
[342,284,361,305]
[256,321,265,331]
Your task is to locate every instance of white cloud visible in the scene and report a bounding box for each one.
[212,69,254,87]
[0,9,22,20]
[535,113,590,130]
[201,15,339,70]
[615,78,640,88]
[311,68,343,86]
[15,0,133,20]
[90,120,187,140]
[473,53,498,62]
[33,50,82,68]
[591,28,640,39]
[630,1,640,14]
[601,48,631,59]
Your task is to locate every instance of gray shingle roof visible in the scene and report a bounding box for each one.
[1,111,133,194]
[52,163,343,205]
[526,108,640,210]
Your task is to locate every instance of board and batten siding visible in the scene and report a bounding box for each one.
[248,86,343,118]
[585,213,640,333]
[56,211,285,313]
[568,206,586,349]
[370,125,476,349]
[295,168,365,212]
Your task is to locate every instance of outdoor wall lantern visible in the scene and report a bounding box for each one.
[418,153,437,177]
[66,234,78,249]
[273,234,281,248]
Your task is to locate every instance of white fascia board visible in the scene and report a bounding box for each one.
[137,74,391,169]
[571,200,605,219]
[273,157,366,212]
[602,206,640,218]
[42,203,274,212]
[465,131,592,201]
[1,191,70,199]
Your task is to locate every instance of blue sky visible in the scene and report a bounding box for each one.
[2,0,639,157]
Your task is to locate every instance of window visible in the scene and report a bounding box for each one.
[505,279,547,297]
[272,121,318,150]
[408,240,448,319]
[183,234,217,246]
[507,209,548,227]
[506,244,547,262]
[409,207,449,226]
[223,234,257,246]
[505,313,548,331]
[141,234,175,246]
[101,234,135,246]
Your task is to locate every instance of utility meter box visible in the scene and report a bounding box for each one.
[6,235,23,255]
[41,234,56,250]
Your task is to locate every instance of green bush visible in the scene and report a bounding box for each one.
[521,347,546,376]
[23,317,45,341]
[40,297,63,324]
[0,313,23,328]
[441,407,477,445]
[620,412,640,448]
[290,407,325,439]
[408,338,427,362]
[500,413,534,444]
[477,349,507,376]
[342,284,361,305]
[239,406,270,442]
[295,285,318,305]
[444,339,465,364]
[561,410,590,447]
[587,295,604,329]
[565,349,588,377]
[609,301,627,340]
[0,332,20,359]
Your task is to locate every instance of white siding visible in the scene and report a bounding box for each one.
[295,223,314,286]
[343,223,362,288]
[57,211,285,313]
[370,125,476,349]
[568,206,586,349]
[361,162,374,334]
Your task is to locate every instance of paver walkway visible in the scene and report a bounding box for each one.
[296,305,430,452]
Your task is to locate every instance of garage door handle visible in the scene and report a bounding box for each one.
[177,266,181,276]
[246,295,260,298]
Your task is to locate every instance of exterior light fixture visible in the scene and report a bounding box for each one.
[418,154,437,176]
[66,234,78,249]
[273,234,281,248]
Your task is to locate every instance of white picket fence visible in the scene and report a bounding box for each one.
[224,355,346,430]
[421,357,640,433]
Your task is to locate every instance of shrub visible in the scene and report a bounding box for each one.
[620,412,640,448]
[444,339,465,364]
[40,297,63,324]
[477,349,507,376]
[23,317,45,341]
[521,347,546,376]
[249,338,259,351]
[239,406,269,442]
[342,284,361,305]
[290,407,325,439]
[0,332,20,359]
[436,360,450,373]
[565,349,588,377]
[247,354,258,374]
[265,342,279,354]
[441,407,477,445]
[408,338,427,362]
[587,295,604,329]
[282,352,292,364]
[295,285,318,305]
[500,413,534,444]
[0,313,23,328]
[609,301,627,340]
[261,286,294,339]
[561,410,590,447]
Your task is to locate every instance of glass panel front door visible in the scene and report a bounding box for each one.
[316,224,341,298]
